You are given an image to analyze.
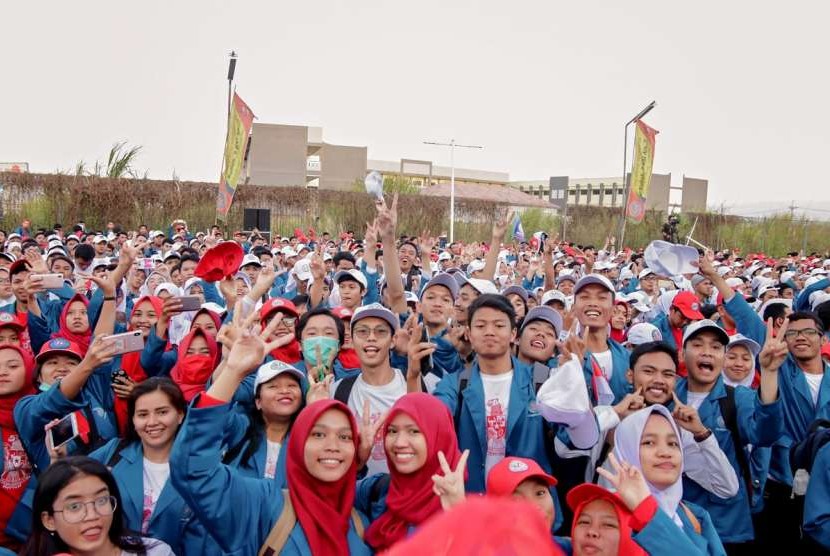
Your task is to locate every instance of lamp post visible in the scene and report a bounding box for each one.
[423,139,483,243]
[617,101,656,249]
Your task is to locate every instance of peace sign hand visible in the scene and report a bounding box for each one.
[357,400,387,469]
[759,317,790,374]
[431,449,470,511]
[558,321,587,365]
[305,370,333,405]
[596,453,651,511]
[671,392,707,436]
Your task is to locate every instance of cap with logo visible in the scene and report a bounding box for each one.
[421,273,460,302]
[0,312,25,331]
[573,274,615,297]
[259,298,299,321]
[351,303,399,331]
[253,359,305,391]
[671,291,705,321]
[625,322,663,346]
[334,269,368,290]
[726,333,761,358]
[486,457,557,496]
[240,253,263,269]
[36,337,84,364]
[682,319,730,347]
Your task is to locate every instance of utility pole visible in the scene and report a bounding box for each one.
[423,139,483,243]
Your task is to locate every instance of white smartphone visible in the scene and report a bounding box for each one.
[102,330,145,355]
[48,412,79,450]
[32,273,64,289]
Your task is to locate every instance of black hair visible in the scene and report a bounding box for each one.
[398,240,420,256]
[815,301,830,332]
[700,303,718,320]
[74,243,95,263]
[467,293,517,330]
[332,251,356,268]
[762,302,790,323]
[21,456,148,556]
[49,255,75,270]
[180,252,200,264]
[787,311,825,333]
[252,246,271,258]
[124,377,187,444]
[629,341,679,371]
[294,306,345,346]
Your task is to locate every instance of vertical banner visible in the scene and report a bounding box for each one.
[625,119,659,223]
[216,93,255,221]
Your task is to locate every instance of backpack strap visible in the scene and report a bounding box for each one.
[105,438,133,469]
[718,385,753,500]
[334,375,360,405]
[259,489,297,556]
[531,362,550,393]
[350,509,365,539]
[679,502,702,535]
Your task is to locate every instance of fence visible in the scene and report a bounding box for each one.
[1,172,827,254]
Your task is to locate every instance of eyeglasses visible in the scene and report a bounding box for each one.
[783,328,821,340]
[267,314,297,327]
[353,326,391,340]
[53,495,117,523]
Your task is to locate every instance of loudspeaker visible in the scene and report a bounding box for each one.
[243,208,271,232]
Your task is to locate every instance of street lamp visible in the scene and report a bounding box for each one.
[423,139,483,243]
[617,101,656,248]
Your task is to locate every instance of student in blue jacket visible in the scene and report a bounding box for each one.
[802,441,830,553]
[169,331,371,555]
[430,294,598,532]
[597,405,727,555]
[673,319,784,549]
[89,377,213,555]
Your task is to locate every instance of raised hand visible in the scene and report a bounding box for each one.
[309,254,326,281]
[83,335,120,370]
[224,329,267,377]
[24,250,48,273]
[671,392,708,436]
[492,209,514,241]
[357,400,387,469]
[559,321,587,364]
[613,387,645,419]
[407,320,436,383]
[375,193,399,238]
[306,369,333,405]
[87,274,116,298]
[111,373,136,399]
[596,453,651,511]
[431,449,470,511]
[759,317,790,373]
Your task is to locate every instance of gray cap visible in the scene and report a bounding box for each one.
[351,303,399,331]
[727,334,761,358]
[574,274,615,297]
[421,273,460,301]
[501,285,529,303]
[682,319,729,347]
[521,306,563,336]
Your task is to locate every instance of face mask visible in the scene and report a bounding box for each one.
[38,382,51,393]
[302,336,339,369]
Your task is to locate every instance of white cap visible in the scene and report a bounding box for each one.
[438,252,452,262]
[725,277,744,289]
[574,274,615,296]
[682,319,729,346]
[296,243,309,253]
[619,267,634,281]
[254,360,304,391]
[93,235,107,244]
[727,334,761,358]
[804,276,823,288]
[334,269,368,290]
[780,271,796,284]
[467,259,486,274]
[810,291,830,311]
[292,259,312,281]
[240,253,262,268]
[466,278,499,295]
[625,291,652,313]
[626,323,663,346]
[323,252,333,262]
[810,268,828,276]
[405,291,419,304]
[151,230,165,239]
[281,246,298,258]
[638,268,656,280]
[541,290,567,307]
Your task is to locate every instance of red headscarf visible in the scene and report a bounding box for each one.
[115,296,164,435]
[0,345,36,430]
[53,294,92,355]
[567,483,647,556]
[189,308,222,334]
[365,393,462,551]
[170,328,219,402]
[286,400,359,556]
[261,317,302,365]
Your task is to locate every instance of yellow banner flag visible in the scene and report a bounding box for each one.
[216,93,255,221]
[625,120,659,223]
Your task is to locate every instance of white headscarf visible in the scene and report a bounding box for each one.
[613,405,685,528]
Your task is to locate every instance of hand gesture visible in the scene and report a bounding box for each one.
[671,392,707,436]
[218,276,238,307]
[112,373,136,399]
[44,419,69,465]
[492,209,514,241]
[407,320,436,382]
[375,193,399,239]
[306,370,333,405]
[309,254,326,281]
[418,230,435,257]
[432,449,470,511]
[84,335,120,370]
[24,250,48,273]
[118,243,139,268]
[759,317,790,373]
[559,321,587,364]
[224,329,267,377]
[613,387,645,418]
[393,313,416,356]
[364,220,379,246]
[357,401,387,469]
[447,320,471,356]
[596,453,651,511]
[87,274,116,298]
[250,265,277,299]
[697,251,717,278]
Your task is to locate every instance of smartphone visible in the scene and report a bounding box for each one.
[102,330,145,355]
[32,273,64,289]
[420,327,434,376]
[111,368,128,383]
[175,295,202,312]
[48,412,79,450]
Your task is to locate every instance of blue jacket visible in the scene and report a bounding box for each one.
[651,313,679,351]
[14,376,118,475]
[724,293,766,347]
[169,398,371,555]
[633,501,726,556]
[675,377,783,542]
[0,425,35,544]
[432,356,565,531]
[581,338,632,404]
[803,441,830,549]
[221,409,290,486]
[140,327,177,377]
[88,439,218,556]
[795,277,830,312]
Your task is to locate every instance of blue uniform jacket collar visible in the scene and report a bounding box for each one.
[118,442,178,528]
[784,356,830,409]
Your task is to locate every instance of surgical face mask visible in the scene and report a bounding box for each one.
[301,336,339,369]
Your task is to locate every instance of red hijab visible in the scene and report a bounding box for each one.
[115,296,164,435]
[170,328,219,402]
[286,400,359,555]
[0,346,36,430]
[53,294,92,355]
[262,319,302,364]
[365,392,462,551]
[567,483,647,556]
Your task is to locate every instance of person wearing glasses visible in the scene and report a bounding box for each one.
[20,456,172,555]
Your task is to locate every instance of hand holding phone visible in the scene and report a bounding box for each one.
[31,273,64,289]
[46,412,80,451]
[101,331,145,355]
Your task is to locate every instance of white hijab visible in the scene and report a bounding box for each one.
[613,405,685,528]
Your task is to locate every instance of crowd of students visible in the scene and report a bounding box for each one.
[0,202,828,555]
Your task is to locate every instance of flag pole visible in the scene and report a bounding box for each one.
[617,101,656,249]
[217,51,237,229]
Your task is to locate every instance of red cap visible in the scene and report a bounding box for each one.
[36,337,84,364]
[486,457,557,496]
[821,343,830,361]
[331,306,353,321]
[672,291,704,320]
[259,298,299,321]
[566,483,628,514]
[194,242,243,282]
[0,312,25,331]
[9,259,31,278]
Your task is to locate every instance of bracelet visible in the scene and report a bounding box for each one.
[693,428,712,442]
[103,296,115,301]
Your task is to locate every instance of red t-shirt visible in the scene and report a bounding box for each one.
[672,326,686,377]
[0,427,32,548]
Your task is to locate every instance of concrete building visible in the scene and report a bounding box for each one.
[367,159,509,188]
[680,176,708,212]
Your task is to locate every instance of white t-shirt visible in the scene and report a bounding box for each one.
[142,459,170,533]
[332,369,408,476]
[686,391,709,411]
[123,538,175,555]
[264,440,281,479]
[592,350,613,380]
[481,371,514,478]
[803,372,824,405]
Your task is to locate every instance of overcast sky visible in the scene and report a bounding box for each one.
[3,1,829,211]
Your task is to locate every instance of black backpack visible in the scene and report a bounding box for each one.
[718,385,754,500]
[790,419,830,475]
